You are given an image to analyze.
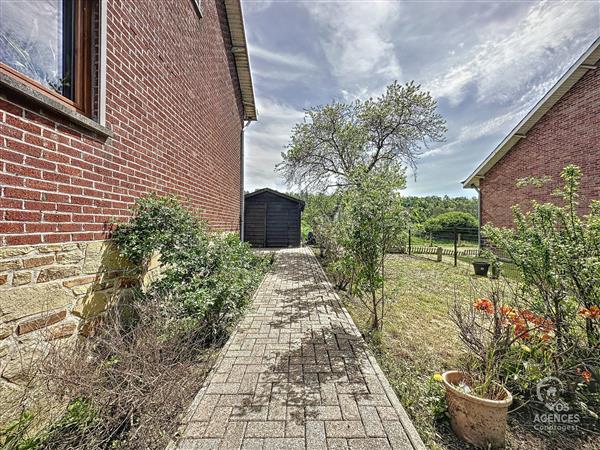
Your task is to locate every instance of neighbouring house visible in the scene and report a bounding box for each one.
[0,0,255,387]
[463,37,600,229]
[243,188,304,248]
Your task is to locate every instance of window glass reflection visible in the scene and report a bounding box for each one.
[0,0,73,98]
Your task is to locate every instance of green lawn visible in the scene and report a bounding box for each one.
[340,254,487,448]
[325,253,595,450]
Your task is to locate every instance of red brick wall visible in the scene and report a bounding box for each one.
[480,65,600,228]
[0,0,244,246]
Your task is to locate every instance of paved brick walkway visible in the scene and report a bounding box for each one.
[175,247,425,450]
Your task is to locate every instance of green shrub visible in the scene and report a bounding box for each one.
[482,165,600,424]
[423,211,477,235]
[155,233,269,342]
[113,194,269,343]
[339,168,407,332]
[112,194,208,266]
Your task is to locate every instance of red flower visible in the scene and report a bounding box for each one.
[579,306,600,320]
[474,298,493,314]
[577,368,593,383]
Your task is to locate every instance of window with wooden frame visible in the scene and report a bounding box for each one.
[0,0,96,117]
[192,0,203,17]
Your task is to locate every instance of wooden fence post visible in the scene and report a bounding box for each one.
[408,228,412,256]
[437,246,442,262]
[453,228,458,267]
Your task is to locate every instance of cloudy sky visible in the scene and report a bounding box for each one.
[242,0,600,197]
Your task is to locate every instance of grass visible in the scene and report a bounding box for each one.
[340,254,488,449]
[322,253,597,450]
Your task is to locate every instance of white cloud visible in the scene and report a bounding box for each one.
[457,106,529,143]
[303,1,403,95]
[242,0,599,196]
[249,43,318,71]
[428,0,599,106]
[421,104,531,160]
[244,98,305,191]
[242,0,273,14]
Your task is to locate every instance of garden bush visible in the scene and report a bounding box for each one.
[113,194,270,343]
[423,211,477,236]
[463,165,600,428]
[340,168,407,332]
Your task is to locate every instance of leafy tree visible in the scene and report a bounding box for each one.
[277,81,446,191]
[341,168,407,332]
[280,82,445,333]
[401,195,477,224]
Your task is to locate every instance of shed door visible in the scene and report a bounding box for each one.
[266,202,289,247]
[244,203,266,247]
[287,206,299,247]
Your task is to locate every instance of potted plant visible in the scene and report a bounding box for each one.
[472,259,490,276]
[445,286,522,449]
[442,370,512,449]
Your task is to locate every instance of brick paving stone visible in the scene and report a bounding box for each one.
[178,438,221,449]
[263,438,304,450]
[327,438,349,450]
[348,438,392,450]
[219,421,246,450]
[306,420,326,448]
[184,421,207,438]
[305,405,342,421]
[205,407,233,437]
[358,406,386,437]
[175,248,424,449]
[245,421,285,438]
[190,394,220,422]
[241,438,264,450]
[338,394,361,421]
[324,421,366,438]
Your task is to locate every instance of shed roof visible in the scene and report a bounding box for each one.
[463,37,600,189]
[245,188,305,210]
[224,0,257,121]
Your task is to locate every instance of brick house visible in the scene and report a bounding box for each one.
[463,37,600,228]
[0,0,255,385]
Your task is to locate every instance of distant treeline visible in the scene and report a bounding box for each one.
[290,192,477,228]
[400,195,477,224]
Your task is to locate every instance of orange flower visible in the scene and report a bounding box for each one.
[577,368,593,383]
[540,333,552,342]
[514,321,531,340]
[579,306,600,320]
[474,298,493,314]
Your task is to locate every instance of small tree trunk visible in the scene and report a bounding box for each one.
[371,290,379,332]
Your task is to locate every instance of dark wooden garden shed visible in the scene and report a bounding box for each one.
[243,188,305,248]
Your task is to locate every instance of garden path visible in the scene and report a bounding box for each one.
[174,247,425,449]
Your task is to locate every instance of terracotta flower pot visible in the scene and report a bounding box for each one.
[442,371,513,449]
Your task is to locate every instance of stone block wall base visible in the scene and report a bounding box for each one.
[0,239,143,390]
